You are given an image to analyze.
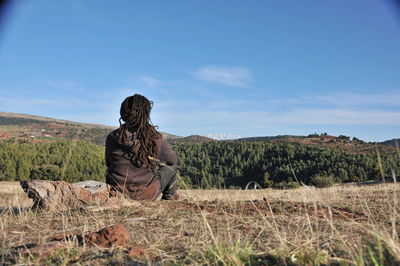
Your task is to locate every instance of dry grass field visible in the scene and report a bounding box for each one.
[1,181,400,265]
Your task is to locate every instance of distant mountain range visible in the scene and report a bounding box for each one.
[380,139,400,147]
[0,112,398,151]
[0,112,179,145]
[170,135,216,143]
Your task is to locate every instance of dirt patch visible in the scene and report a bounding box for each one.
[161,199,367,221]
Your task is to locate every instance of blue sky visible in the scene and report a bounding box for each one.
[0,0,399,141]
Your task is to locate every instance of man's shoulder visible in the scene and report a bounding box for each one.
[158,133,169,144]
[106,129,120,143]
[108,129,120,137]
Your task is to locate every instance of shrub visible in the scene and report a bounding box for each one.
[263,171,274,188]
[309,175,334,188]
[273,181,300,190]
[286,181,300,189]
[29,165,61,180]
[177,172,192,189]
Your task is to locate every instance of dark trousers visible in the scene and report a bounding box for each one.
[157,164,178,199]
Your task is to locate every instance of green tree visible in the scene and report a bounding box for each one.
[30,165,61,180]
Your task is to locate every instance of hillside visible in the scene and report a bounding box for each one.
[170,134,216,143]
[1,112,398,153]
[0,112,180,145]
[236,135,302,142]
[236,134,398,154]
[1,112,398,154]
[0,112,399,189]
[380,138,400,147]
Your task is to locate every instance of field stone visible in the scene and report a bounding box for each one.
[20,180,111,211]
[128,246,147,259]
[84,224,129,248]
[73,180,108,193]
[13,224,129,257]
[48,224,129,248]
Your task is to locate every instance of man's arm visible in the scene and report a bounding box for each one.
[105,134,111,167]
[158,136,178,166]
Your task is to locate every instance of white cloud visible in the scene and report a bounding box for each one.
[277,109,400,126]
[314,90,400,107]
[2,78,398,141]
[0,95,56,106]
[263,90,400,107]
[46,80,85,93]
[138,76,162,87]
[207,99,253,109]
[193,66,252,88]
[154,108,400,137]
[0,94,107,114]
[207,133,242,140]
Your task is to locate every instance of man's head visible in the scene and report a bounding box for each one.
[120,94,153,124]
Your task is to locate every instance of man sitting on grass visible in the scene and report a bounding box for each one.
[21,94,179,210]
[105,94,179,201]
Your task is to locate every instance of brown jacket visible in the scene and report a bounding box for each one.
[105,129,177,200]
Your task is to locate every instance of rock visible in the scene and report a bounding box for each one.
[13,224,129,257]
[128,246,147,259]
[84,224,129,248]
[73,180,109,194]
[48,224,129,248]
[20,180,111,211]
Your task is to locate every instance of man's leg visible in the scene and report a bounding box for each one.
[157,164,179,200]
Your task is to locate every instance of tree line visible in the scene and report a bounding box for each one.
[0,140,399,188]
[0,116,47,126]
[0,140,106,182]
[173,141,399,188]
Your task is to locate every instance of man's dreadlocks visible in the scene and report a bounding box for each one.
[118,94,161,170]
